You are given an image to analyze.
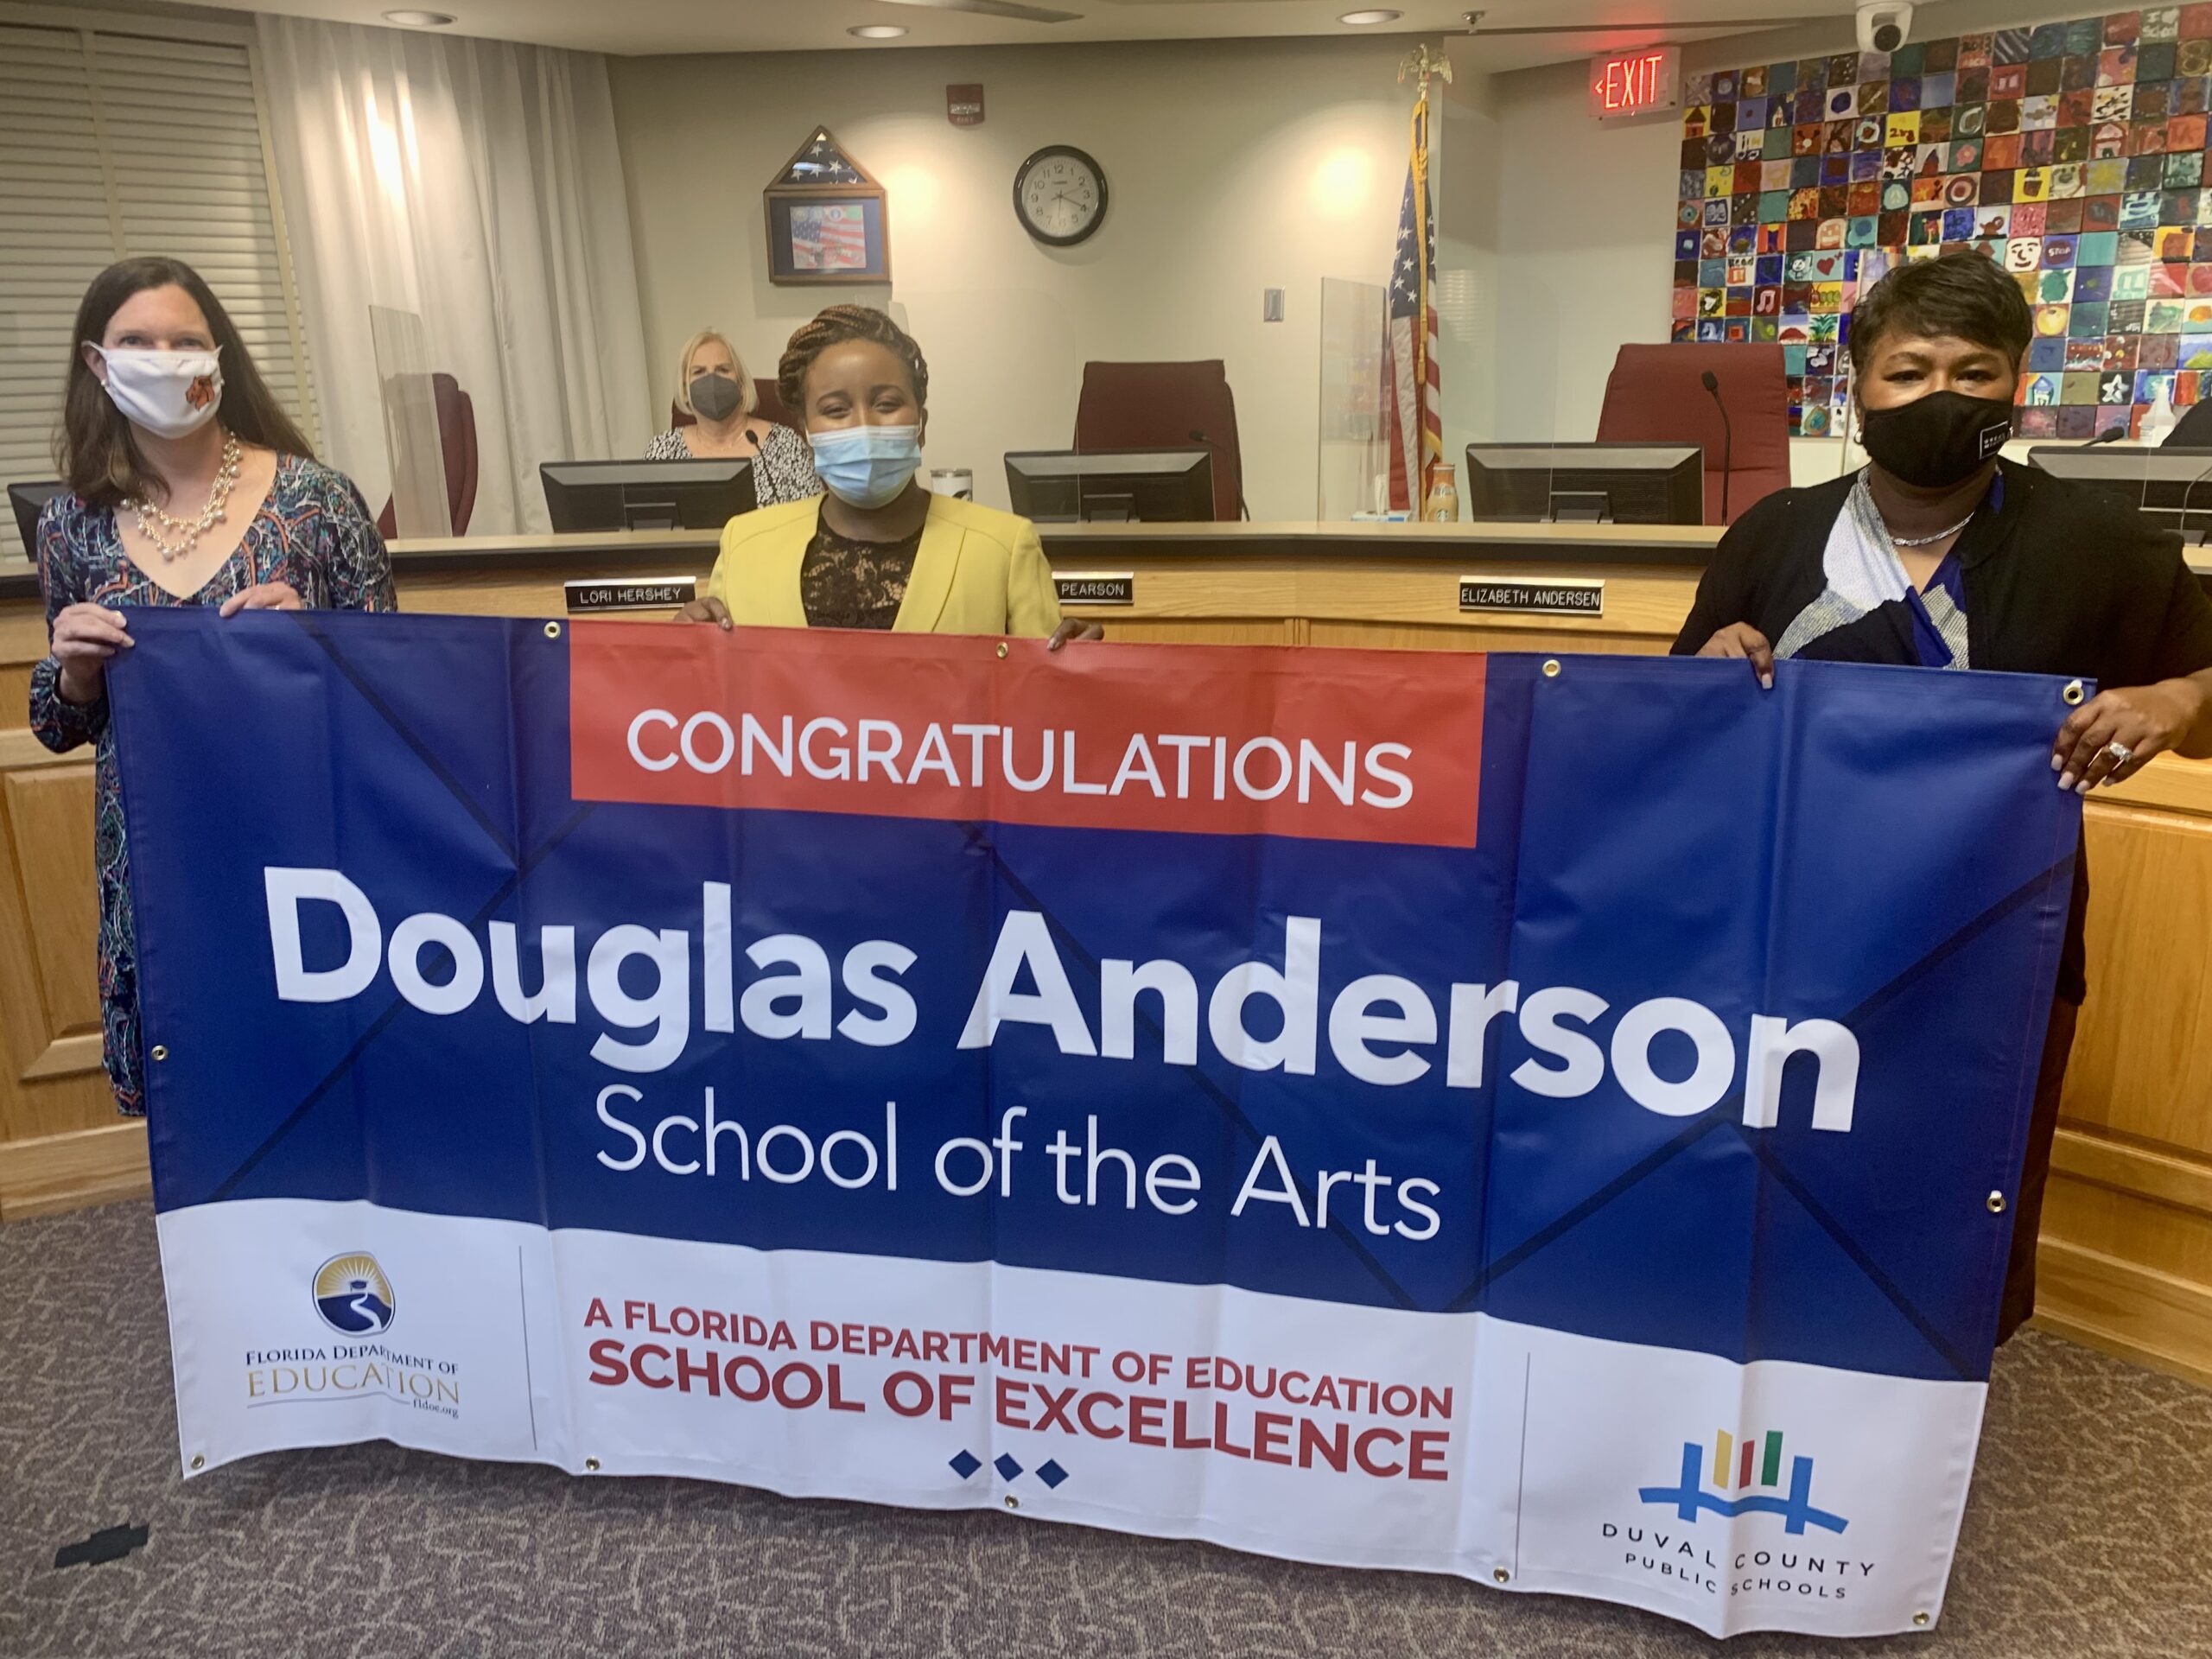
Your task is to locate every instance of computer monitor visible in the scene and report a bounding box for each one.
[8,480,66,556]
[2028,445,2212,542]
[539,459,756,533]
[1004,448,1216,524]
[1462,442,1705,525]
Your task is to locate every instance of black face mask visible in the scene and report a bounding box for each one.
[1858,389,2013,489]
[689,372,743,423]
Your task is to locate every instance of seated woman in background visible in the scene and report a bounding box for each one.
[679,304,1097,646]
[32,255,395,1117]
[645,327,820,507]
[1673,249,2212,1343]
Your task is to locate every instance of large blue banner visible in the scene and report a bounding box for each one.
[111,610,2076,1637]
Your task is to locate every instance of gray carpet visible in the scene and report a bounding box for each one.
[3,1203,2209,1659]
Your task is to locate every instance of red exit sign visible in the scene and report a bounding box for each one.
[1587,45,1681,119]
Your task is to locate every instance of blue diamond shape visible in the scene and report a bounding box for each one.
[948,1450,981,1479]
[1036,1459,1068,1489]
[994,1453,1023,1481]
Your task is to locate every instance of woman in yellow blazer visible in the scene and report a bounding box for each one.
[679,305,1097,648]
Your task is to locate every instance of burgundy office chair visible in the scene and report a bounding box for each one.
[1596,345,1790,525]
[1072,360,1245,521]
[375,372,478,538]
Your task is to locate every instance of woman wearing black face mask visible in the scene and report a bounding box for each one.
[645,328,820,507]
[1673,248,2212,1344]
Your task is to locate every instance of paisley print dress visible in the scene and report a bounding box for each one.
[29,454,396,1115]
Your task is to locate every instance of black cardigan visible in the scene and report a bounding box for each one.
[1670,458,2212,1003]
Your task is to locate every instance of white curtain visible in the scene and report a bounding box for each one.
[254,15,653,534]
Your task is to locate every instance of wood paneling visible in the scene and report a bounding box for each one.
[2037,782,2212,1384]
[0,612,116,1154]
[5,766,101,1032]
[0,1121,149,1221]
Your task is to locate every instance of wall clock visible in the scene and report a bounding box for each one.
[1014,145,1108,247]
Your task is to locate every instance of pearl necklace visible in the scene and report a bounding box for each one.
[127,432,242,563]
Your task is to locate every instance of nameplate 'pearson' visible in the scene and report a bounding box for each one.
[568,623,1484,848]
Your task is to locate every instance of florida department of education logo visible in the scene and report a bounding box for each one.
[1640,1428,1847,1537]
[312,1253,395,1336]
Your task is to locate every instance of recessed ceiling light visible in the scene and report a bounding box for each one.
[1338,8,1402,22]
[383,9,455,23]
[849,23,909,37]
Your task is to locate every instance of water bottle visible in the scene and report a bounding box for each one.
[2143,388,2179,446]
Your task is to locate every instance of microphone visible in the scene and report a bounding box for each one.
[2085,426,2127,446]
[1700,370,1732,524]
[1187,429,1250,521]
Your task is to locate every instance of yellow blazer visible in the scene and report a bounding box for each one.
[706,493,1063,638]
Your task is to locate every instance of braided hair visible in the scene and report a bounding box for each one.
[777,305,930,422]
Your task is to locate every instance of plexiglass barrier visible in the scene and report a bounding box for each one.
[370,305,453,540]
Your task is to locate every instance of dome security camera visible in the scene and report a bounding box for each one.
[1858,0,1914,53]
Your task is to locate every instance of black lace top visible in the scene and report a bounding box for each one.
[799,519,925,630]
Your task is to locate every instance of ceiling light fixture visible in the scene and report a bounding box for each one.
[1339,8,1402,22]
[383,9,456,23]
[849,23,910,37]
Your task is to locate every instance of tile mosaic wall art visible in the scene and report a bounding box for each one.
[1676,9,2212,435]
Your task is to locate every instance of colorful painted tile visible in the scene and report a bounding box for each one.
[2030,335,2069,368]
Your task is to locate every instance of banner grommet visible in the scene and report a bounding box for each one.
[584,1456,601,1471]
[1914,1612,1930,1627]
[1492,1567,1510,1584]
[996,642,1009,659]
[1986,1191,2006,1213]
[1541,659,1560,678]
[544,621,563,640]
[189,1454,204,1471]
[1003,1494,1020,1510]
[2061,679,2086,706]
[150,1044,168,1062]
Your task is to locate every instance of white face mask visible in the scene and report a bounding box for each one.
[87,345,224,440]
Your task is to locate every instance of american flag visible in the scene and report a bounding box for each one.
[1387,88,1441,513]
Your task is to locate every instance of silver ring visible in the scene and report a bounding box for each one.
[2101,741,2135,769]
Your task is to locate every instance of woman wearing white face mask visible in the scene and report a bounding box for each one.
[677,305,1099,647]
[30,256,395,1116]
[645,328,820,508]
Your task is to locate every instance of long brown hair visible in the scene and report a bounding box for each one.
[777,304,930,420]
[59,257,315,509]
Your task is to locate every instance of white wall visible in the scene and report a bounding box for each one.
[607,38,1426,517]
[1456,0,2120,484]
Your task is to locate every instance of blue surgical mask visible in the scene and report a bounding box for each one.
[809,423,922,509]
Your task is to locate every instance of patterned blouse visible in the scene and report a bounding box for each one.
[29,453,396,1116]
[801,520,924,630]
[644,422,821,507]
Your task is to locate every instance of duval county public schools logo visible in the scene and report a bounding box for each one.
[1640,1429,1847,1537]
[312,1253,395,1336]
